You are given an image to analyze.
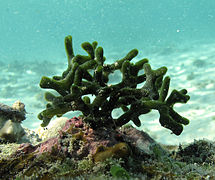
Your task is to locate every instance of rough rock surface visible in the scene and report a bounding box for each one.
[16,117,164,160]
[0,101,26,143]
[0,116,168,179]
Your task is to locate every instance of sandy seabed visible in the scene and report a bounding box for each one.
[0,40,215,145]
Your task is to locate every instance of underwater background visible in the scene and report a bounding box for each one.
[0,0,215,145]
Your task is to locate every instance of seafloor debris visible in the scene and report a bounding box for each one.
[0,116,165,179]
[1,117,215,179]
[0,101,26,142]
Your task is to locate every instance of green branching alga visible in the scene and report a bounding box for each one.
[38,35,190,135]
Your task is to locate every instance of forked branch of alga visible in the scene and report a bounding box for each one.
[38,35,190,135]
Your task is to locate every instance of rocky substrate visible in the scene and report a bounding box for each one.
[1,117,215,179]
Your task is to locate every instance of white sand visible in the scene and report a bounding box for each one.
[1,40,215,145]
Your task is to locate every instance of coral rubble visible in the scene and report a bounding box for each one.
[1,117,215,179]
[0,117,163,179]
[0,101,26,142]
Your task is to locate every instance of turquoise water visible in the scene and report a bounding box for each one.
[0,0,215,144]
[1,0,214,62]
